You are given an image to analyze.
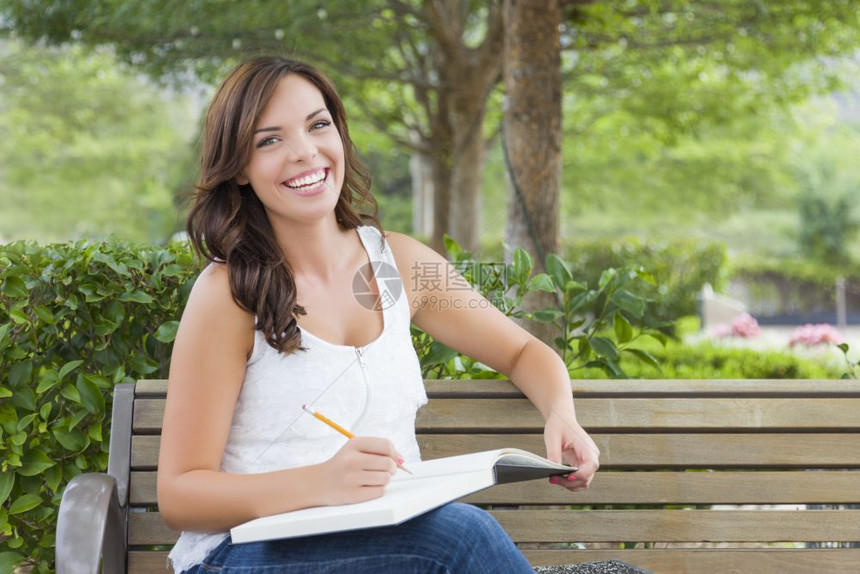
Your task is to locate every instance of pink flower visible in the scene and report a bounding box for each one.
[712,313,760,339]
[731,313,760,338]
[788,324,844,347]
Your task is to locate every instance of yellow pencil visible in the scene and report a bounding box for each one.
[302,404,412,474]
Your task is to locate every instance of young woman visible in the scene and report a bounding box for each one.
[158,55,600,573]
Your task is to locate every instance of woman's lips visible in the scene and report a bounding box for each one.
[282,168,329,196]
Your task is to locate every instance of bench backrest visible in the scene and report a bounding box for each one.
[116,378,860,574]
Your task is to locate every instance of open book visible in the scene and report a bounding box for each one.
[230,448,574,543]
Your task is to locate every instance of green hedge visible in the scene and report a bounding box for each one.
[560,238,727,332]
[0,240,197,573]
[729,255,860,316]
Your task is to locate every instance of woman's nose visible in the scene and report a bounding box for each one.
[286,133,318,163]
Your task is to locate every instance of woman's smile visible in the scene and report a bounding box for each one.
[282,167,331,197]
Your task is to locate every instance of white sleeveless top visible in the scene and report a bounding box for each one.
[168,226,428,573]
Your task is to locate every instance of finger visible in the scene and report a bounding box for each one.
[351,436,399,458]
[359,470,395,487]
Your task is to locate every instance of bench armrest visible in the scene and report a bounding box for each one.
[56,473,126,574]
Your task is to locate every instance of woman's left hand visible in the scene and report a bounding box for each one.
[543,413,600,492]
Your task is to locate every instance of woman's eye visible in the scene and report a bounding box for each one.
[256,136,279,148]
[311,120,331,131]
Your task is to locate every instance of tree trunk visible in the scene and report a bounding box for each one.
[503,0,563,350]
[448,95,489,253]
[421,0,504,255]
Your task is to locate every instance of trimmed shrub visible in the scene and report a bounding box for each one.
[0,240,197,572]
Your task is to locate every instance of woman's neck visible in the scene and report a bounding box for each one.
[274,216,358,283]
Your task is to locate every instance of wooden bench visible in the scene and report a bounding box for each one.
[56,378,860,573]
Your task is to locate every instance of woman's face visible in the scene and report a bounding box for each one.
[238,74,345,226]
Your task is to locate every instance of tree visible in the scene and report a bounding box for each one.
[5,0,860,256]
[0,0,504,252]
[502,0,563,347]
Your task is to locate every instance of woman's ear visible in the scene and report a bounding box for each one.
[236,172,249,186]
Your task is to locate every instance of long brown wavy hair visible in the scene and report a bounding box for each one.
[187,56,382,354]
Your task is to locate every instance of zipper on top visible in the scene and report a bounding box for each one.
[352,346,372,431]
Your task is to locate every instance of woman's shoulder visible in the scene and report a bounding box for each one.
[382,230,439,263]
[184,263,254,329]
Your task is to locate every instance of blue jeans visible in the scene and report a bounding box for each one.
[184,502,534,573]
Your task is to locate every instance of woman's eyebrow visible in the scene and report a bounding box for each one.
[306,107,328,120]
[253,108,329,134]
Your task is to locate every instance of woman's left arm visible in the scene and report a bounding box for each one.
[386,232,599,490]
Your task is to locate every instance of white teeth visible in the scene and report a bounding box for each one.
[286,170,325,188]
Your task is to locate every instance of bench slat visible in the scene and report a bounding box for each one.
[136,378,860,397]
[128,548,860,574]
[128,509,860,546]
[417,434,860,468]
[132,397,860,433]
[129,469,860,506]
[130,433,860,469]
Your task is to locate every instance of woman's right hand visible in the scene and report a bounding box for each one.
[317,437,401,506]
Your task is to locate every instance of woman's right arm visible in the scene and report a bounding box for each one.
[156,264,399,533]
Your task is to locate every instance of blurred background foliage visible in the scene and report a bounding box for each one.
[0,0,859,263]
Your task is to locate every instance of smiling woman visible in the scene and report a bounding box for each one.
[159,55,598,574]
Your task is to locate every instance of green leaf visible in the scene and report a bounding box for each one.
[614,314,634,344]
[82,373,112,389]
[8,494,41,514]
[611,289,646,318]
[59,383,82,404]
[532,308,564,322]
[119,290,154,304]
[568,290,598,313]
[7,308,29,325]
[53,427,88,451]
[598,268,618,291]
[32,305,55,324]
[129,354,158,374]
[646,331,669,346]
[44,465,62,492]
[577,338,593,362]
[58,360,85,381]
[419,341,459,367]
[154,320,180,343]
[0,473,14,506]
[0,323,11,344]
[512,248,533,283]
[0,387,11,400]
[11,386,35,412]
[16,414,36,433]
[87,423,103,442]
[442,234,462,258]
[1,276,28,298]
[0,552,26,574]
[35,370,60,394]
[590,337,619,361]
[545,253,573,290]
[527,273,556,293]
[76,375,105,414]
[78,283,106,302]
[18,450,55,477]
[8,360,33,388]
[625,348,661,370]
